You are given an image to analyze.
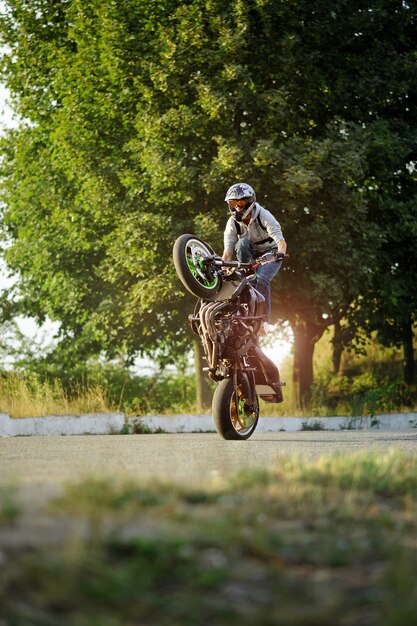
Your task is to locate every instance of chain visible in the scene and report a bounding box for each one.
[233,360,238,392]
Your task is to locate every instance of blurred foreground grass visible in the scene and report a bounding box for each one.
[1,451,417,625]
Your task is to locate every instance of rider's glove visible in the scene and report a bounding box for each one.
[275,252,285,261]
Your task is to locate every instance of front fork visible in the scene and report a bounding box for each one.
[233,363,257,415]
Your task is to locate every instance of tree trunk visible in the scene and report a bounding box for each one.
[193,338,212,412]
[292,320,317,409]
[331,318,343,374]
[402,318,415,386]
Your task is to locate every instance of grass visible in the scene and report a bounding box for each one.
[0,484,20,523]
[0,372,114,418]
[1,451,416,625]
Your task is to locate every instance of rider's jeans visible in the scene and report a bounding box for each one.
[235,237,282,320]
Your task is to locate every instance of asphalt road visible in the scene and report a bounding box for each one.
[1,431,417,550]
[1,430,417,489]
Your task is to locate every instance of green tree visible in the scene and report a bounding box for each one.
[359,124,417,386]
[1,0,416,409]
[268,0,417,394]
[120,0,380,406]
[0,0,187,365]
[306,1,417,385]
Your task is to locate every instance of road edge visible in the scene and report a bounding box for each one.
[1,411,417,436]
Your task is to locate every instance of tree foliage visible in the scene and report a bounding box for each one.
[1,0,416,402]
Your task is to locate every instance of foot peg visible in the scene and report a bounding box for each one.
[255,383,285,404]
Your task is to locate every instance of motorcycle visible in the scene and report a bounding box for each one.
[173,234,286,440]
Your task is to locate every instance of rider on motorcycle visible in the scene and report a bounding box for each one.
[222,183,287,325]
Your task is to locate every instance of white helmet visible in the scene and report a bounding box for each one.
[225,183,256,222]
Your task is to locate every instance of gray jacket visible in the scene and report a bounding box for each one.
[223,203,285,256]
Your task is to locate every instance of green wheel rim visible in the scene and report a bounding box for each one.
[185,246,219,290]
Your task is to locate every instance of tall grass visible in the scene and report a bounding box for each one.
[0,369,199,418]
[0,373,113,418]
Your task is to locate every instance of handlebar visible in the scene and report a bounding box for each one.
[205,251,289,271]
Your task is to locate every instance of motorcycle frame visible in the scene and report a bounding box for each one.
[188,261,282,403]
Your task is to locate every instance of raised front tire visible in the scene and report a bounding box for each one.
[212,374,259,440]
[173,235,221,300]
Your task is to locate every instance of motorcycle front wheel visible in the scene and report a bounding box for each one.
[212,374,259,440]
[173,234,221,300]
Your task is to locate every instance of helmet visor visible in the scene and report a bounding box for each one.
[227,199,249,209]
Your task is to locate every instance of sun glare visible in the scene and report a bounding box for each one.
[259,323,294,365]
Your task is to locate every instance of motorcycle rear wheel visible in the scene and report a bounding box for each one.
[173,234,221,300]
[212,374,259,440]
